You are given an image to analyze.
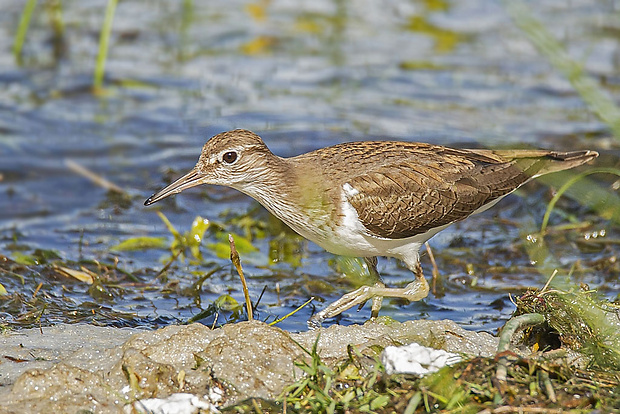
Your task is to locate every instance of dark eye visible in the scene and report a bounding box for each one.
[222,151,237,164]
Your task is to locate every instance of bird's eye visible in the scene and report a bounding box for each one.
[222,151,237,164]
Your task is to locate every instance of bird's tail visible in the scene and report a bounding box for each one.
[492,149,599,177]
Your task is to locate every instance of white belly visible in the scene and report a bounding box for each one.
[316,192,449,264]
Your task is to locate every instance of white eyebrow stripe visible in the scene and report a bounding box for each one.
[210,145,257,163]
[223,145,253,153]
[219,145,256,156]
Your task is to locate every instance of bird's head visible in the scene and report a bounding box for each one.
[144,129,274,206]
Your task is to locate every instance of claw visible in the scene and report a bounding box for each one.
[307,314,324,330]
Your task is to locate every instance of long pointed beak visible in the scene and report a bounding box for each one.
[144,168,204,206]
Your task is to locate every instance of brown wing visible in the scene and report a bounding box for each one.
[345,149,547,239]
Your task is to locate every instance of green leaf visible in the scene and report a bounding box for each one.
[110,236,167,251]
[404,392,422,414]
[11,252,34,265]
[189,216,209,260]
[208,241,233,259]
[220,232,258,253]
[10,249,62,266]
[189,216,210,243]
[157,211,180,238]
[214,294,241,312]
[208,232,258,259]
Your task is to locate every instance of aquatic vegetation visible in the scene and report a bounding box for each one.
[156,211,210,263]
[110,236,168,252]
[12,0,38,63]
[228,336,620,412]
[540,168,620,236]
[507,1,620,139]
[515,285,620,371]
[93,0,118,93]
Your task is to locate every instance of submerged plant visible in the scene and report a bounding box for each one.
[516,285,620,371]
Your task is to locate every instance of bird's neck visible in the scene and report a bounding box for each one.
[233,155,336,240]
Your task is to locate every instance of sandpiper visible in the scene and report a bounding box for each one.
[145,129,598,328]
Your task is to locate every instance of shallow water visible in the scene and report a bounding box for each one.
[0,0,618,332]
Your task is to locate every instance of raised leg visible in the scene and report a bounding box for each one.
[308,258,429,330]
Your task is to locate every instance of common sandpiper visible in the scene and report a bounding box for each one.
[145,129,598,328]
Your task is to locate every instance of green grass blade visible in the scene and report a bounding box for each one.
[94,0,118,92]
[13,0,38,63]
[506,1,620,138]
[540,168,620,236]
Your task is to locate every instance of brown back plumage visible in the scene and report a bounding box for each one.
[300,142,597,239]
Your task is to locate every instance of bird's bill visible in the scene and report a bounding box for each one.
[144,168,204,206]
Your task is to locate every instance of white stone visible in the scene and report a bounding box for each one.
[124,392,221,414]
[381,342,461,376]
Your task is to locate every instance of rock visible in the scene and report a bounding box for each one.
[0,319,499,413]
[294,318,498,361]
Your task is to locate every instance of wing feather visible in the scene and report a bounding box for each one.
[292,141,596,240]
[345,155,530,239]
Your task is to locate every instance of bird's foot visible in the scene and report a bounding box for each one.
[307,277,429,330]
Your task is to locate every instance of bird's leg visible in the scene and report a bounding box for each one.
[363,256,385,319]
[308,258,429,330]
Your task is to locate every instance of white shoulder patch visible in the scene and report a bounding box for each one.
[342,182,359,197]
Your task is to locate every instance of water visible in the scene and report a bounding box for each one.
[0,0,618,333]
